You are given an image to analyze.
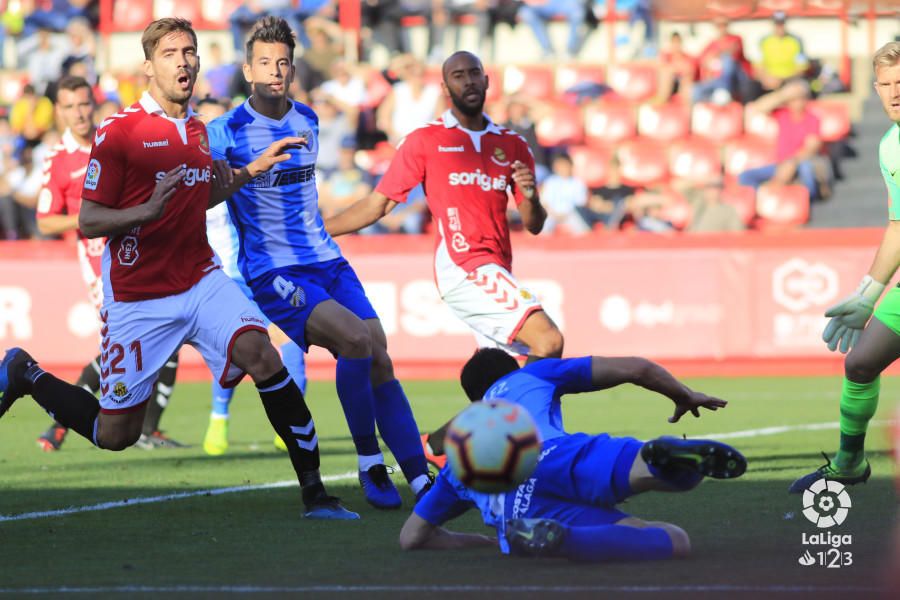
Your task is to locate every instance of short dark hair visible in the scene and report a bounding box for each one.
[57,75,92,97]
[459,348,520,401]
[246,16,296,63]
[142,18,197,60]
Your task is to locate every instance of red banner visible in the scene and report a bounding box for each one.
[0,230,889,379]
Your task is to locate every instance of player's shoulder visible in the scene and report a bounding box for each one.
[495,124,530,146]
[880,123,899,150]
[93,102,145,145]
[397,119,445,149]
[290,100,319,125]
[209,103,254,138]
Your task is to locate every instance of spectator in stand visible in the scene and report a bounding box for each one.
[0,1,26,68]
[9,84,54,143]
[360,0,437,58]
[20,28,67,96]
[431,0,492,62]
[594,0,657,58]
[21,0,89,37]
[693,16,756,103]
[229,0,332,56]
[656,31,698,103]
[684,181,745,232]
[319,138,374,219]
[0,143,43,239]
[312,95,355,177]
[756,11,809,92]
[61,17,96,84]
[541,153,590,235]
[320,59,367,129]
[518,0,586,61]
[203,42,237,99]
[376,54,442,144]
[585,155,635,230]
[502,96,550,180]
[739,79,826,201]
[296,23,342,92]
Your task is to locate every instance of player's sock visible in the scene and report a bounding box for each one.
[75,354,102,394]
[559,524,674,562]
[335,356,381,458]
[255,367,322,501]
[28,369,101,445]
[373,379,430,493]
[211,380,234,418]
[280,341,307,395]
[835,376,880,472]
[142,353,178,435]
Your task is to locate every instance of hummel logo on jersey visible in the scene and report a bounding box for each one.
[448,170,508,191]
[439,145,465,153]
[143,140,170,149]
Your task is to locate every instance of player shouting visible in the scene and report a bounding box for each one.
[206,17,432,508]
[0,18,354,519]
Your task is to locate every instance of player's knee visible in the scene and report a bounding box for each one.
[98,428,141,451]
[370,344,395,385]
[336,324,373,359]
[659,523,691,558]
[844,351,880,384]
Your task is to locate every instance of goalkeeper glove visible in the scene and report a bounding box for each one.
[822,275,886,353]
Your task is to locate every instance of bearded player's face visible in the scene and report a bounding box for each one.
[244,41,294,102]
[147,31,199,105]
[443,57,488,118]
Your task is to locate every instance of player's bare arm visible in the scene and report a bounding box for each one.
[208,136,306,208]
[78,164,184,238]
[512,160,546,234]
[399,512,497,551]
[37,214,80,236]
[324,190,399,237]
[587,357,727,423]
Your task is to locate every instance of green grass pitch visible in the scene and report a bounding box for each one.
[0,376,897,597]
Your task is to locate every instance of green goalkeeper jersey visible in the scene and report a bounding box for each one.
[879,123,900,220]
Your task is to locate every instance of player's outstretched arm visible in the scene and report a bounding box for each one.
[208,136,307,208]
[324,191,398,237]
[399,513,496,551]
[588,357,727,423]
[78,165,184,238]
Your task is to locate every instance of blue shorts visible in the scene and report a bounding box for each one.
[505,433,643,527]
[250,257,378,351]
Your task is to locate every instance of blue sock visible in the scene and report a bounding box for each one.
[335,356,380,457]
[211,380,234,418]
[373,379,428,482]
[560,524,673,562]
[280,341,306,395]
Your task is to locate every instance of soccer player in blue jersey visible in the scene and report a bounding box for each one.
[206,17,431,508]
[400,348,747,561]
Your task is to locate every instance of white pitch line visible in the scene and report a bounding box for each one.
[0,470,357,523]
[0,584,881,594]
[1,419,894,523]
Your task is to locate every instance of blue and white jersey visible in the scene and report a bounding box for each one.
[483,357,594,441]
[206,99,342,282]
[206,202,242,282]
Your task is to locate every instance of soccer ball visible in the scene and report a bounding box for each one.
[445,399,542,494]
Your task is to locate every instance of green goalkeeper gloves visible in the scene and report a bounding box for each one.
[822,275,886,353]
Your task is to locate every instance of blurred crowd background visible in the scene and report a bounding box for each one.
[0,0,895,240]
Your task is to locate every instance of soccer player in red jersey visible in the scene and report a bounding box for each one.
[33,75,182,452]
[325,51,565,462]
[0,18,355,519]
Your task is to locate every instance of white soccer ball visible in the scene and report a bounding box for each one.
[445,399,542,493]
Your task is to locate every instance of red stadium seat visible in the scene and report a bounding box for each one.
[584,100,637,147]
[111,0,154,32]
[707,0,753,19]
[808,100,851,142]
[753,0,802,17]
[720,184,757,226]
[745,109,779,141]
[756,185,810,226]
[556,64,606,93]
[632,189,690,230]
[668,137,722,184]
[570,145,613,188]
[638,102,691,142]
[724,136,776,180]
[606,63,658,103]
[354,142,396,177]
[535,103,584,147]
[503,65,555,101]
[805,0,846,15]
[692,102,743,143]
[617,138,668,187]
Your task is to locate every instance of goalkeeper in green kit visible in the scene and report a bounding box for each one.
[790,41,900,493]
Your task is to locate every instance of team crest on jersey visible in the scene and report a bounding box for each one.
[520,289,533,301]
[84,159,101,190]
[114,382,128,397]
[290,287,306,308]
[118,235,140,267]
[491,147,509,167]
[198,133,210,156]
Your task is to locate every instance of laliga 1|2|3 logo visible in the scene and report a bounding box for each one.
[796,479,853,569]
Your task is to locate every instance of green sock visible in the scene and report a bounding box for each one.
[834,376,880,471]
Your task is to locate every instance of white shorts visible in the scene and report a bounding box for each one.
[97,269,267,413]
[440,263,543,356]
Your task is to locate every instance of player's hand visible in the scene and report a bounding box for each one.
[821,275,885,353]
[144,164,184,221]
[511,160,536,200]
[247,136,307,177]
[669,390,727,423]
[211,159,234,189]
